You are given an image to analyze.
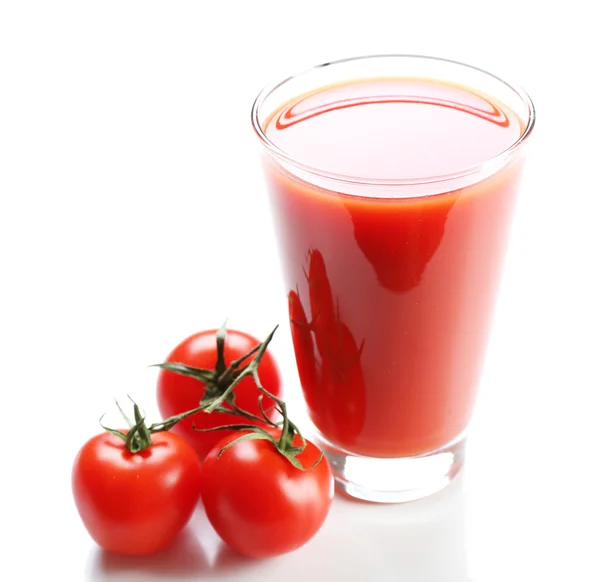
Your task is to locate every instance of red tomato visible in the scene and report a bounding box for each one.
[72,431,202,555]
[201,431,334,558]
[156,329,282,460]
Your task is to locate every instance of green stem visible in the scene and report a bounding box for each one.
[216,343,261,387]
[148,322,319,470]
[101,402,154,453]
[277,400,291,449]
[203,325,278,413]
[214,319,228,377]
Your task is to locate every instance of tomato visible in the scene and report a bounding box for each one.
[72,430,202,555]
[201,430,334,558]
[156,328,283,460]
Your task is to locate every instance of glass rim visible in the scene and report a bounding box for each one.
[251,54,536,187]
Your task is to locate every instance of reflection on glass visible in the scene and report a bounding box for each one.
[289,249,366,449]
[347,194,456,293]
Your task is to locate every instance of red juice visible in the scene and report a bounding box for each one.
[262,77,526,458]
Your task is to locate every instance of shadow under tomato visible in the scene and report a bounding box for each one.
[85,505,269,580]
[88,527,208,579]
[186,504,270,574]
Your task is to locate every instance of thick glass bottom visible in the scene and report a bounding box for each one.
[314,432,466,503]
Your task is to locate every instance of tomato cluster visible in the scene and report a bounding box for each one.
[72,325,334,559]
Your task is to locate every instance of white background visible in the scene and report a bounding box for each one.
[1,1,598,581]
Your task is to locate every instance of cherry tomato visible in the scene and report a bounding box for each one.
[72,431,202,555]
[156,329,282,460]
[201,430,334,558]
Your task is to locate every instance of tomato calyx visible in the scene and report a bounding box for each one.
[154,323,279,425]
[192,328,323,470]
[198,399,322,471]
[100,399,207,454]
[158,323,324,470]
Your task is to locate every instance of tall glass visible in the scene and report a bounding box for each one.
[252,55,535,502]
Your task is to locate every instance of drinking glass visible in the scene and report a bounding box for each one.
[252,55,535,502]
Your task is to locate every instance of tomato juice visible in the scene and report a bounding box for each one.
[257,70,530,459]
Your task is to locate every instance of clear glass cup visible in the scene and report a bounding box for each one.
[252,55,535,503]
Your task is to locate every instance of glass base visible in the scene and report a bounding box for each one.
[314,432,466,503]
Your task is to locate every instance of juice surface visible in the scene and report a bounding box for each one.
[264,78,524,457]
